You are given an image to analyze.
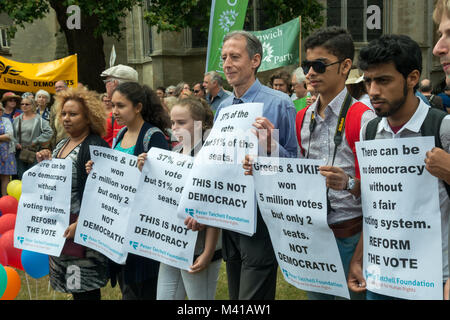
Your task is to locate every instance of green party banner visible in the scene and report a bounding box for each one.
[251,17,301,72]
[205,0,249,74]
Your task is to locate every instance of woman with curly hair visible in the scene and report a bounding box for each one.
[86,82,171,300]
[36,87,110,300]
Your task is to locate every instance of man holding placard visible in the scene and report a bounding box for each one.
[196,30,297,300]
[432,0,450,299]
[348,34,450,300]
[291,27,375,300]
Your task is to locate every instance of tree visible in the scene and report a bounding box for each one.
[0,0,323,92]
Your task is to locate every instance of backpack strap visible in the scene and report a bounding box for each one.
[295,105,311,156]
[143,126,165,152]
[330,93,354,166]
[112,126,127,149]
[364,117,382,141]
[420,108,450,198]
[344,102,371,179]
[420,107,446,149]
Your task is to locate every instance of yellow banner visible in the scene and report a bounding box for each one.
[0,54,77,94]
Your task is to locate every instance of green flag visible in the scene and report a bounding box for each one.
[251,17,301,72]
[205,0,249,74]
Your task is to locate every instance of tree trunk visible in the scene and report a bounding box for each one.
[49,1,106,93]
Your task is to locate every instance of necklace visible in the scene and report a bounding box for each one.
[57,133,89,158]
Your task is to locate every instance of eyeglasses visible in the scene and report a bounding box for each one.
[21,103,31,106]
[194,90,201,94]
[302,59,342,74]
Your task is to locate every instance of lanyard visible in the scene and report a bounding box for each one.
[305,93,353,215]
[306,93,353,166]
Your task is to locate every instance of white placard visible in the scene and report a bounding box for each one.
[75,146,140,264]
[125,148,197,270]
[356,137,443,300]
[178,103,263,236]
[253,157,350,299]
[14,159,72,256]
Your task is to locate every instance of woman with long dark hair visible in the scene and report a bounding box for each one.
[87,82,170,300]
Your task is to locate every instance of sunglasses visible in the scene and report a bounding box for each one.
[302,59,342,74]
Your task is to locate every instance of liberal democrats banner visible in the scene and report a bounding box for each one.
[0,54,78,94]
[250,17,300,72]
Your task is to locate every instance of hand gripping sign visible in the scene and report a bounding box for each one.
[178,103,263,236]
[253,156,350,299]
[125,148,197,271]
[75,146,140,264]
[356,137,443,300]
[14,159,72,257]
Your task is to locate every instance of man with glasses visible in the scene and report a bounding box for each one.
[165,85,176,97]
[100,64,138,147]
[296,26,375,300]
[192,82,206,99]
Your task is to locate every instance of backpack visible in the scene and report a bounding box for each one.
[114,125,172,152]
[364,107,450,197]
[296,98,371,179]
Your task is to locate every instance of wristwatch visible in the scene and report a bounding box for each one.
[345,175,355,191]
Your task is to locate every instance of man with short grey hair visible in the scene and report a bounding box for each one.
[166,85,176,96]
[291,67,308,111]
[54,80,68,93]
[213,30,297,300]
[203,71,230,112]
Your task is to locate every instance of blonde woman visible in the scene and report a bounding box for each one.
[12,96,52,179]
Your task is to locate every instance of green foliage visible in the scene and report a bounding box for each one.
[15,262,307,300]
[257,0,324,37]
[143,0,210,33]
[0,0,323,40]
[144,0,324,37]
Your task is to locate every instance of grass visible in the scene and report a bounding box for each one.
[14,261,307,300]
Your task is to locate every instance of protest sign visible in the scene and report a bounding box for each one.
[125,148,197,271]
[14,159,72,256]
[0,55,77,94]
[356,137,443,300]
[75,146,140,264]
[178,103,263,236]
[253,157,350,299]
